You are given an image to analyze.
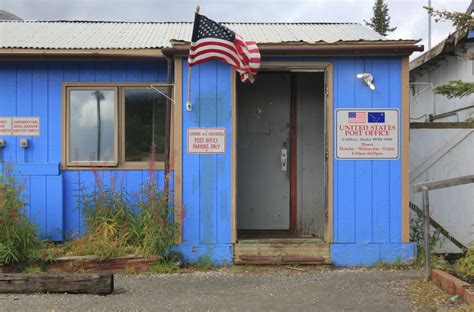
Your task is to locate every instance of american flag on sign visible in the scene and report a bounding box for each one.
[348,112,366,123]
[188,13,261,83]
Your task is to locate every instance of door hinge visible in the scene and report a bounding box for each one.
[325,87,329,96]
[325,149,329,161]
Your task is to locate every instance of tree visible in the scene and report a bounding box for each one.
[425,6,474,99]
[364,0,397,36]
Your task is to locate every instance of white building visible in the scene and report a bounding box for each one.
[409,15,474,253]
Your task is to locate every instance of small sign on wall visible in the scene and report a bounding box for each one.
[336,109,399,160]
[187,128,226,154]
[0,117,40,136]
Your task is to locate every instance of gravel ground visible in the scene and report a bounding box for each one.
[0,267,421,312]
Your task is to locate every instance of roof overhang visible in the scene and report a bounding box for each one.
[0,41,423,60]
[164,40,423,58]
[410,27,471,72]
[0,48,165,60]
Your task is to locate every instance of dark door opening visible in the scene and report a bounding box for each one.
[237,71,326,239]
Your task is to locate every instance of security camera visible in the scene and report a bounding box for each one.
[357,73,375,91]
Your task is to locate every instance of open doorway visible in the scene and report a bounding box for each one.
[236,71,327,240]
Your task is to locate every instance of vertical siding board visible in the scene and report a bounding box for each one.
[110,62,127,82]
[142,61,159,82]
[156,61,168,82]
[63,62,80,82]
[78,62,96,82]
[30,176,47,238]
[32,62,49,163]
[0,62,17,162]
[64,170,81,238]
[354,58,373,242]
[216,63,232,244]
[332,59,339,242]
[182,60,200,243]
[47,62,64,164]
[78,170,96,234]
[16,63,33,163]
[389,57,402,242]
[199,61,218,244]
[46,175,63,241]
[335,58,356,242]
[95,62,112,82]
[126,62,143,82]
[372,58,391,243]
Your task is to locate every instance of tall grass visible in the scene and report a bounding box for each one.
[68,145,178,260]
[0,164,41,266]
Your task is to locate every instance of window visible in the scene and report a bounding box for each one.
[65,84,171,168]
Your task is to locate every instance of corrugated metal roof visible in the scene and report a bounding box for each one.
[0,20,389,49]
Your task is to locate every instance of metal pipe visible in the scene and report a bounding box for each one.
[422,186,431,281]
[430,104,474,121]
[428,0,432,50]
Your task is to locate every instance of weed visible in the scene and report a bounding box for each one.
[0,163,42,266]
[149,262,179,274]
[410,207,441,265]
[409,279,468,311]
[454,247,474,282]
[66,145,178,261]
[121,266,139,275]
[195,256,213,270]
[371,259,411,270]
[22,266,44,274]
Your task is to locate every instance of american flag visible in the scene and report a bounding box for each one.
[188,13,261,83]
[348,112,366,123]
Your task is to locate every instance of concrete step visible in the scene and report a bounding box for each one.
[234,239,331,265]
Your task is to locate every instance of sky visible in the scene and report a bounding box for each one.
[1,0,471,57]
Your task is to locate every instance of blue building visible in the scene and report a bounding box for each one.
[0,20,422,266]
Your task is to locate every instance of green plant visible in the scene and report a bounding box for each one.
[410,209,441,264]
[0,164,41,266]
[195,256,213,270]
[67,145,178,261]
[455,247,474,280]
[372,259,410,270]
[149,262,179,274]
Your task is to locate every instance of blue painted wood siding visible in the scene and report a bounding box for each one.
[178,56,402,253]
[182,60,233,247]
[332,57,402,244]
[0,61,168,240]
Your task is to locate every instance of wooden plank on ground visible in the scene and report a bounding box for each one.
[0,273,114,294]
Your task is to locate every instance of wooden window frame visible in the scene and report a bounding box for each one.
[62,82,173,170]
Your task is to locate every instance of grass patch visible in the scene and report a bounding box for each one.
[409,280,469,311]
[371,259,411,270]
[194,256,214,270]
[149,262,179,274]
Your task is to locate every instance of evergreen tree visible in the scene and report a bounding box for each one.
[364,0,397,36]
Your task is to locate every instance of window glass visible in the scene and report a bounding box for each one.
[124,89,167,162]
[69,90,115,162]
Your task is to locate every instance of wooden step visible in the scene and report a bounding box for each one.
[234,239,331,265]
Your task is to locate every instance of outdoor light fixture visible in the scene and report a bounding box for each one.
[357,73,376,91]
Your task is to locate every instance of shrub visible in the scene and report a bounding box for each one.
[455,247,474,279]
[0,164,41,266]
[67,146,178,261]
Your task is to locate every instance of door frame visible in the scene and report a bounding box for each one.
[231,61,334,243]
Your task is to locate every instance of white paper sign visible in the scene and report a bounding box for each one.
[187,128,226,154]
[0,117,40,136]
[336,109,399,160]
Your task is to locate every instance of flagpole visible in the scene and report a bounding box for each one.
[186,5,200,112]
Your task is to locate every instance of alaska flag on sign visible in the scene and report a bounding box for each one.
[188,13,261,83]
[368,112,385,123]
